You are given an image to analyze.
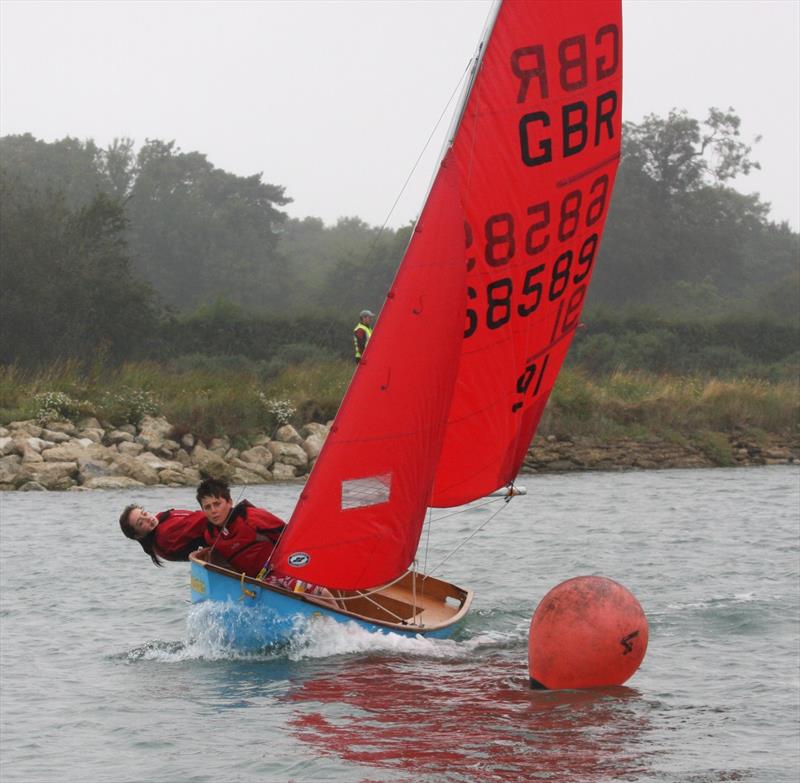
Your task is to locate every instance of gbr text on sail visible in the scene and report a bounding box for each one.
[511,23,620,166]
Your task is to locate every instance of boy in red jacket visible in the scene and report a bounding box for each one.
[197,479,332,600]
[198,478,285,577]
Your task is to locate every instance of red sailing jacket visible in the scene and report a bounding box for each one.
[203,500,286,577]
[153,509,208,561]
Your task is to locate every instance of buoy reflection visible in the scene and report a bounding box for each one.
[287,653,650,781]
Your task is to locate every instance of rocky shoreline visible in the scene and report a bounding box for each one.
[0,415,797,492]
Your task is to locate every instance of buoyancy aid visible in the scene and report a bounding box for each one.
[153,509,208,561]
[353,322,373,359]
[204,500,286,577]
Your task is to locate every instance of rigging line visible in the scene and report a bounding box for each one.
[325,568,413,602]
[422,505,433,574]
[361,57,474,264]
[428,496,506,524]
[426,499,513,578]
[350,588,415,627]
[313,56,475,389]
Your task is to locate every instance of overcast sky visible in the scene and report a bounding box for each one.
[1,0,798,229]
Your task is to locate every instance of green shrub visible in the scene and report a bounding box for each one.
[695,430,735,466]
[98,387,160,426]
[30,391,83,425]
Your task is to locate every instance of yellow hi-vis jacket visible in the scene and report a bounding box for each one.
[353,322,373,360]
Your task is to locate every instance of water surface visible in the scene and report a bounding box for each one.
[1,466,798,782]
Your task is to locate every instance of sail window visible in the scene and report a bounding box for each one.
[341,473,392,510]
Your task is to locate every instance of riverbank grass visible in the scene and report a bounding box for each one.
[1,362,797,446]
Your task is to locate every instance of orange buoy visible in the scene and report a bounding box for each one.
[528,575,648,690]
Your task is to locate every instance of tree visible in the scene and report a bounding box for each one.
[0,171,156,364]
[590,107,796,316]
[314,218,412,313]
[621,107,761,195]
[0,133,104,207]
[125,140,292,310]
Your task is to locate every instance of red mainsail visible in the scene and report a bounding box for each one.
[272,0,622,589]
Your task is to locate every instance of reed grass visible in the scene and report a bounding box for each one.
[545,368,798,441]
[1,362,797,445]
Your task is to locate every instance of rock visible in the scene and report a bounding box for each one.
[21,446,43,463]
[111,454,160,485]
[208,437,230,454]
[181,433,195,450]
[267,442,308,469]
[192,443,235,481]
[183,467,202,485]
[302,432,326,460]
[250,434,271,447]
[41,442,109,462]
[117,441,144,456]
[77,458,116,483]
[0,483,15,491]
[764,447,792,460]
[224,447,240,461]
[0,455,22,483]
[0,427,8,437]
[136,452,182,471]
[105,429,135,445]
[77,428,104,444]
[40,428,72,443]
[300,422,329,439]
[117,424,137,435]
[158,468,189,486]
[230,457,272,481]
[77,417,102,430]
[7,420,43,437]
[239,445,274,468]
[0,437,16,456]
[545,459,578,471]
[175,448,192,466]
[275,424,303,445]
[23,436,55,453]
[18,481,47,491]
[156,439,181,457]
[41,421,77,436]
[82,476,146,490]
[232,467,268,484]
[271,463,297,480]
[17,461,78,489]
[136,415,175,451]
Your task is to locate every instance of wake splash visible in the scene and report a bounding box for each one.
[119,601,524,664]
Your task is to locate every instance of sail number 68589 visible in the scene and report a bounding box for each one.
[464,232,597,338]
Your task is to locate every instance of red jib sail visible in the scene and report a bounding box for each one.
[272,0,622,589]
[271,159,467,589]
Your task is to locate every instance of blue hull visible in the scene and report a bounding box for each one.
[189,556,470,650]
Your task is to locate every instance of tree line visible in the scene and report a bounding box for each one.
[0,108,797,373]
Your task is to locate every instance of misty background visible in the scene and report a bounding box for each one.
[0,0,798,380]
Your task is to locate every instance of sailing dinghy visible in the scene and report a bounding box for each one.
[190,0,622,646]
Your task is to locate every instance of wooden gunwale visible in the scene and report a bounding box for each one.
[189,549,473,633]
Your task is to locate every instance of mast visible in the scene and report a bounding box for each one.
[442,0,502,153]
[414,1,502,223]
